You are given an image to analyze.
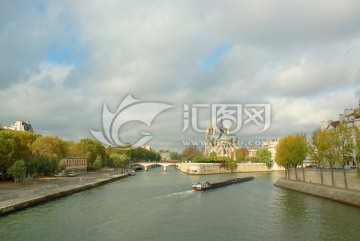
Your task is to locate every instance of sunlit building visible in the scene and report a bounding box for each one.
[1,120,34,132]
[204,122,238,160]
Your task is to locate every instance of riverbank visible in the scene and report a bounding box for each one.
[0,172,130,216]
[275,178,360,207]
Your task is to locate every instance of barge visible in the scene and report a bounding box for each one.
[191,176,254,191]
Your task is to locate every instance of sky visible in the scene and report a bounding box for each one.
[1,0,360,152]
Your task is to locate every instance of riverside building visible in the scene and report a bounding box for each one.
[0,120,34,132]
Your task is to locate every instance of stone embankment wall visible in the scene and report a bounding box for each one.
[275,168,360,207]
[287,168,360,191]
[275,178,360,207]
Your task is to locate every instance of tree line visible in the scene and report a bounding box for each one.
[275,124,360,188]
[0,130,161,181]
[178,145,273,171]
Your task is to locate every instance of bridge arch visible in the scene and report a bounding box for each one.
[129,162,180,171]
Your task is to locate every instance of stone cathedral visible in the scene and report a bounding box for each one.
[204,121,238,160]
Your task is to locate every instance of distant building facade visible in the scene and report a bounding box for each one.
[159,149,170,161]
[321,100,360,169]
[1,120,34,132]
[262,138,283,169]
[262,138,281,162]
[204,122,238,160]
[322,100,360,130]
[248,145,258,158]
[65,158,87,173]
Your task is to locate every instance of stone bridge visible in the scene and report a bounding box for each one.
[130,162,181,171]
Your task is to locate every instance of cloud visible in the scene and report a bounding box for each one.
[1,0,360,151]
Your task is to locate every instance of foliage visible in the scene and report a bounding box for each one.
[78,139,106,168]
[94,155,103,170]
[31,136,68,161]
[354,126,360,167]
[182,145,202,157]
[0,130,39,173]
[8,160,25,182]
[189,155,233,163]
[308,129,327,168]
[235,149,246,162]
[256,147,272,168]
[169,151,180,160]
[247,156,259,163]
[332,124,354,168]
[130,147,160,162]
[59,159,67,171]
[31,155,57,176]
[275,133,308,168]
[110,154,129,167]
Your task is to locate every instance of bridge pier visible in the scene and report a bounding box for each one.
[144,166,148,171]
[163,166,167,171]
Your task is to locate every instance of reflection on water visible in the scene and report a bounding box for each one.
[0,168,359,241]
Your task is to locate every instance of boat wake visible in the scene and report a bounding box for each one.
[151,190,194,200]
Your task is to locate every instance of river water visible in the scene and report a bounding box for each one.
[1,167,360,241]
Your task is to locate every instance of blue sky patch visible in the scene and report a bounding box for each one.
[199,44,231,68]
[46,44,88,67]
[34,1,46,14]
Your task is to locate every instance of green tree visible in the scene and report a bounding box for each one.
[256,147,272,168]
[78,139,106,169]
[275,133,307,179]
[225,158,237,172]
[0,130,39,174]
[308,129,327,184]
[94,155,103,170]
[31,136,68,162]
[110,154,129,168]
[31,155,57,176]
[332,124,354,189]
[169,151,180,160]
[322,129,338,186]
[235,149,245,162]
[59,159,67,171]
[8,160,25,182]
[354,126,360,177]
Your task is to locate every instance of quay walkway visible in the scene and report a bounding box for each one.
[0,172,130,216]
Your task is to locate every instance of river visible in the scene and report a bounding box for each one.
[1,167,360,241]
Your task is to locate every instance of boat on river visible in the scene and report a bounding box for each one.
[191,176,254,191]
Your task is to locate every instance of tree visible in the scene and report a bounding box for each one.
[225,158,237,172]
[0,130,39,174]
[332,124,354,189]
[94,155,103,170]
[8,160,25,182]
[354,126,360,177]
[31,136,68,162]
[235,149,246,162]
[110,154,129,168]
[31,155,57,176]
[182,146,201,158]
[59,159,67,171]
[308,129,327,184]
[256,147,272,168]
[322,129,338,186]
[169,151,180,160]
[275,133,307,179]
[78,139,106,169]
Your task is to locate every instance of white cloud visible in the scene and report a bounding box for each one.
[1,0,360,151]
